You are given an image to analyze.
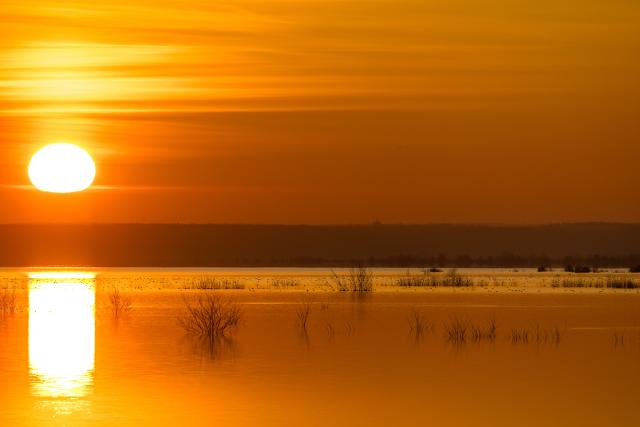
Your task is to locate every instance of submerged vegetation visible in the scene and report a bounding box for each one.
[445,316,469,344]
[179,294,242,340]
[0,289,17,316]
[612,330,626,347]
[397,269,473,287]
[330,267,374,292]
[435,314,561,347]
[510,327,530,344]
[564,265,593,273]
[511,323,562,345]
[109,288,132,318]
[187,277,246,290]
[295,301,312,332]
[470,318,498,342]
[270,278,300,288]
[408,309,433,338]
[550,276,639,289]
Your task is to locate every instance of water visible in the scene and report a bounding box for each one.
[1,270,639,426]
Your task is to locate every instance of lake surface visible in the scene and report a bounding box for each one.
[1,269,639,426]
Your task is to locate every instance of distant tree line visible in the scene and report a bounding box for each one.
[233,253,640,269]
[2,224,639,269]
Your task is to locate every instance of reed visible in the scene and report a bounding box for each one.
[397,269,473,287]
[612,330,625,347]
[550,276,638,289]
[446,316,468,344]
[551,278,593,288]
[509,323,562,345]
[398,271,431,287]
[188,277,245,290]
[531,322,562,344]
[408,309,432,337]
[510,328,530,344]
[470,318,497,342]
[270,279,299,288]
[606,278,639,289]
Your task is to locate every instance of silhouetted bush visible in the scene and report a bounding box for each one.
[446,317,469,344]
[606,278,639,289]
[330,266,375,292]
[397,269,473,287]
[566,265,592,273]
[179,294,242,340]
[537,266,549,272]
[296,301,311,332]
[630,265,640,273]
[550,277,638,289]
[0,289,17,315]
[109,288,132,318]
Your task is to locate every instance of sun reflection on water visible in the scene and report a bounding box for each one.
[28,272,96,404]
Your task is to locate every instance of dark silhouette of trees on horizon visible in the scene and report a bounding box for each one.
[1,223,638,269]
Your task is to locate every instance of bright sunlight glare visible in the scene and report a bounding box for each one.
[29,274,96,400]
[28,143,96,193]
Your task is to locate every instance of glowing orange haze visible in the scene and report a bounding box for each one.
[1,1,639,223]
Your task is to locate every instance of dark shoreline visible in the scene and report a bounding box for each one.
[1,223,639,268]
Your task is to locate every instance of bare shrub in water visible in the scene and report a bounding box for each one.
[330,266,374,292]
[446,316,469,344]
[408,309,433,338]
[0,289,17,316]
[179,294,242,340]
[110,288,132,318]
[296,301,312,332]
[470,318,498,342]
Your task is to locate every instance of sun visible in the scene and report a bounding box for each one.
[28,143,96,193]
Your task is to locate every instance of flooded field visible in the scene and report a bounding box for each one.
[1,269,639,426]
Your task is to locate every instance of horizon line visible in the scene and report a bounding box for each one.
[1,222,639,227]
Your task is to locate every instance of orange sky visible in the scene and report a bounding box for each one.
[1,0,639,223]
